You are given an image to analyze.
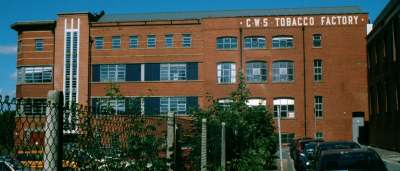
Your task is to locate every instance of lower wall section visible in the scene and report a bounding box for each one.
[369,113,400,152]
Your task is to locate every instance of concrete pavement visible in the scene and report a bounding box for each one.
[367,146,400,171]
[276,147,295,171]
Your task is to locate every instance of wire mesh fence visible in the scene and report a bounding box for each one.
[0,94,194,170]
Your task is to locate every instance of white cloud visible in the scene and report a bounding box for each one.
[0,45,17,55]
[10,71,17,81]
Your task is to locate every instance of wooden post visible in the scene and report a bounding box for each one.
[166,112,174,171]
[201,118,207,171]
[44,90,63,171]
[221,122,226,171]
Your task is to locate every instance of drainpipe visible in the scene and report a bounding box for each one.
[302,26,307,137]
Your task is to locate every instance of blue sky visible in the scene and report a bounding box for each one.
[0,0,389,97]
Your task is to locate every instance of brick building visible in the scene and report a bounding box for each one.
[12,6,369,143]
[367,0,400,151]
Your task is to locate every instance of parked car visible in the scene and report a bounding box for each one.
[298,141,323,171]
[310,141,361,170]
[0,156,25,171]
[290,137,312,160]
[294,139,324,170]
[314,148,387,171]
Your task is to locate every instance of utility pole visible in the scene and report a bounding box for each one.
[277,106,283,171]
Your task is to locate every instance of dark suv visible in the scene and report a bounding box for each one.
[314,148,388,171]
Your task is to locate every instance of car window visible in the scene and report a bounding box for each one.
[0,162,12,171]
[321,152,386,171]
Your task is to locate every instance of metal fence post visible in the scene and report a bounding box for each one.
[221,122,226,171]
[166,112,174,170]
[44,90,63,171]
[201,118,207,171]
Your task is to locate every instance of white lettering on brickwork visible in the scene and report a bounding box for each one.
[241,15,361,28]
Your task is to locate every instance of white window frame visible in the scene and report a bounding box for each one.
[182,34,192,48]
[217,63,236,84]
[216,37,238,49]
[164,34,173,48]
[246,61,267,83]
[100,64,126,82]
[313,59,323,81]
[35,39,44,51]
[273,98,295,119]
[17,66,53,84]
[129,35,138,48]
[246,98,267,107]
[147,35,156,48]
[95,37,104,49]
[244,36,266,49]
[314,96,323,118]
[160,63,187,81]
[272,61,294,82]
[112,36,121,49]
[218,99,233,108]
[160,97,187,115]
[272,36,294,49]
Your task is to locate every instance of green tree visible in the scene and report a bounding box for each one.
[189,72,277,170]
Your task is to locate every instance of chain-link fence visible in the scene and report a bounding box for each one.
[0,92,196,171]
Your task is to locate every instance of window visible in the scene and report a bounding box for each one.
[96,98,126,115]
[281,133,295,144]
[165,34,173,48]
[313,59,323,81]
[315,131,323,140]
[218,99,233,108]
[160,63,186,81]
[217,63,236,83]
[35,39,44,51]
[95,37,104,49]
[246,98,266,107]
[112,36,121,49]
[129,36,138,48]
[20,99,47,115]
[17,66,52,84]
[313,34,322,47]
[244,36,266,49]
[147,35,156,48]
[246,61,267,82]
[272,61,294,82]
[182,34,192,48]
[216,37,237,49]
[100,64,126,82]
[160,97,187,115]
[273,98,295,118]
[272,36,293,48]
[314,96,323,118]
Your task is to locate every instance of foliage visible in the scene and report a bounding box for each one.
[0,110,15,155]
[189,72,278,170]
[64,84,167,170]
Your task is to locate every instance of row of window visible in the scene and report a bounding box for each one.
[20,96,323,117]
[29,34,322,52]
[16,60,323,85]
[91,96,198,115]
[92,34,322,50]
[95,34,192,49]
[218,96,324,118]
[92,63,198,82]
[218,60,323,83]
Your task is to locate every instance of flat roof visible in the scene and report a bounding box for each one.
[98,6,366,23]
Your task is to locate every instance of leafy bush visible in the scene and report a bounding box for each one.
[188,73,278,170]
